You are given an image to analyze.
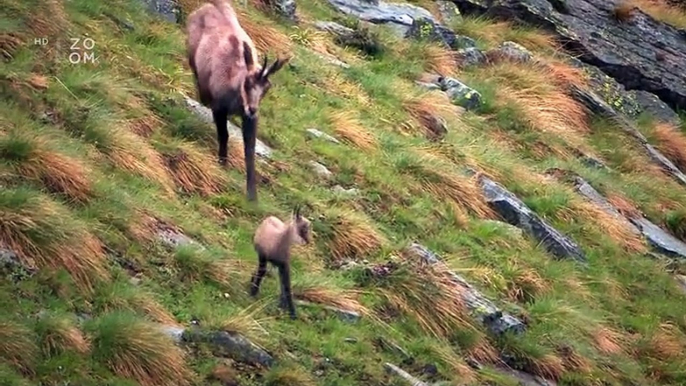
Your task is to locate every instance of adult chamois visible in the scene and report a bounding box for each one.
[186,0,290,202]
[250,205,312,319]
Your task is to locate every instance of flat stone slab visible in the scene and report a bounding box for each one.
[476,174,587,263]
[405,243,526,336]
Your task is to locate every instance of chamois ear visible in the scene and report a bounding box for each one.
[243,41,255,70]
[294,204,301,219]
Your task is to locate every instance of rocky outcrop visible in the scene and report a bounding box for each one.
[163,325,274,367]
[309,160,334,180]
[451,0,686,114]
[475,174,588,263]
[417,74,483,110]
[546,168,686,259]
[405,243,526,336]
[325,0,474,49]
[140,0,178,23]
[183,96,273,159]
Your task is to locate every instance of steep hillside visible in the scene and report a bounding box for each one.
[2,0,686,385]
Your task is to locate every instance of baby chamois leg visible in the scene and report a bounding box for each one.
[241,115,258,202]
[212,107,229,166]
[249,253,267,297]
[274,260,296,319]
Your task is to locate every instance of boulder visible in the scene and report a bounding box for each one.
[306,128,341,144]
[405,243,526,336]
[486,41,533,63]
[269,0,298,22]
[436,0,463,24]
[476,174,588,263]
[456,46,487,67]
[314,20,355,37]
[309,160,334,180]
[325,0,474,48]
[384,363,429,386]
[140,0,178,23]
[439,76,483,110]
[183,96,273,159]
[451,0,686,113]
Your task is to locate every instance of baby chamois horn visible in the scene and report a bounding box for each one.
[186,0,290,202]
[250,205,311,319]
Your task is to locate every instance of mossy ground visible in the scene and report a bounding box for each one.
[2,0,686,385]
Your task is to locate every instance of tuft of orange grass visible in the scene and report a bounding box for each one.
[506,268,551,303]
[613,1,637,22]
[651,122,686,172]
[324,72,372,106]
[91,313,196,386]
[411,150,496,220]
[592,327,629,355]
[424,44,459,76]
[606,192,643,219]
[452,17,557,53]
[327,209,386,261]
[0,191,110,295]
[28,0,68,39]
[172,245,236,289]
[0,132,94,203]
[126,115,163,138]
[107,126,175,196]
[630,0,686,29]
[236,10,293,55]
[294,285,369,316]
[36,314,90,356]
[402,90,459,140]
[529,353,565,381]
[162,141,228,196]
[569,198,647,253]
[328,110,377,150]
[0,320,38,375]
[557,345,594,374]
[646,322,685,360]
[432,345,477,385]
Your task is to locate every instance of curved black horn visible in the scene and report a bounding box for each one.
[260,55,269,78]
[294,204,301,218]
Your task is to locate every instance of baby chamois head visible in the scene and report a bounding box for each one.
[290,205,311,245]
[242,42,290,119]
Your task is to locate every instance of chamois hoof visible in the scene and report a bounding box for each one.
[289,313,297,320]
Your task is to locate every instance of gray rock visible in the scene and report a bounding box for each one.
[309,160,334,180]
[569,85,686,186]
[183,96,273,159]
[630,217,686,260]
[632,90,682,126]
[384,363,429,386]
[181,327,274,367]
[405,243,527,336]
[332,185,360,195]
[436,0,463,24]
[160,325,186,343]
[451,0,686,113]
[140,0,178,23]
[405,17,476,49]
[297,300,361,322]
[456,46,487,67]
[311,50,351,68]
[306,128,341,144]
[476,174,587,263]
[439,76,482,110]
[153,220,205,251]
[494,365,557,386]
[488,41,533,62]
[570,148,608,170]
[314,20,355,37]
[270,0,298,22]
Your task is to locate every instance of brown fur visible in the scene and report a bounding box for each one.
[249,206,311,319]
[185,0,290,202]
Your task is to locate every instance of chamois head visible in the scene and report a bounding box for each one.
[290,205,311,245]
[242,42,290,119]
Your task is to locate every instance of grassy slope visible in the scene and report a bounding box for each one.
[2,0,686,385]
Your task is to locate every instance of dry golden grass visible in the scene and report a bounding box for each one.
[557,345,594,374]
[606,192,643,219]
[28,0,69,39]
[424,44,459,76]
[324,72,372,106]
[162,141,229,196]
[645,322,685,360]
[402,90,459,140]
[236,10,293,55]
[265,365,317,386]
[651,122,686,172]
[293,285,369,315]
[107,126,175,196]
[328,110,377,150]
[452,18,557,53]
[172,244,237,289]
[613,1,636,22]
[432,344,477,385]
[631,0,686,28]
[0,193,110,294]
[529,353,565,380]
[592,327,629,355]
[506,268,551,303]
[0,132,94,203]
[327,208,386,261]
[411,150,496,220]
[129,294,180,326]
[0,33,23,60]
[36,314,90,356]
[126,115,163,138]
[568,198,647,253]
[92,314,196,386]
[0,320,38,375]
[220,304,271,346]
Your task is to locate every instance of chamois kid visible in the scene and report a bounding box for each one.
[186,0,289,202]
[250,206,311,319]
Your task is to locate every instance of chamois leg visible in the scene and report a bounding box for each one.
[241,115,258,202]
[275,261,296,319]
[249,253,268,297]
[212,108,229,166]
